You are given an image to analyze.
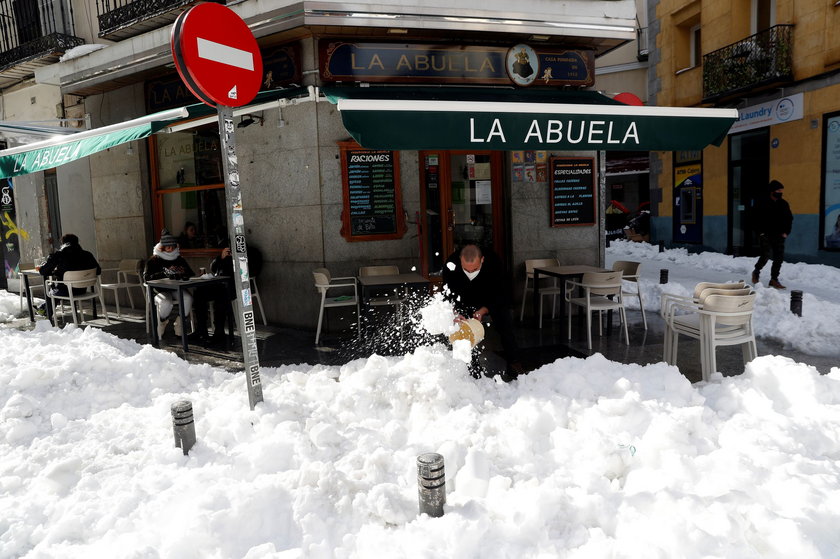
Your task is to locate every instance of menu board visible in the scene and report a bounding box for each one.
[339,141,406,241]
[549,157,596,227]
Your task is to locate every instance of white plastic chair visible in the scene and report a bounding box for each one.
[611,260,646,329]
[100,259,144,317]
[519,258,564,322]
[313,268,360,345]
[46,268,110,326]
[564,270,628,350]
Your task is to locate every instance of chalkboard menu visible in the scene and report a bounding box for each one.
[549,157,596,227]
[339,141,406,241]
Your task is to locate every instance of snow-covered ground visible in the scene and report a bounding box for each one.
[1,243,839,558]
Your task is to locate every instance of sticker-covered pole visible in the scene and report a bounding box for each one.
[218,104,263,409]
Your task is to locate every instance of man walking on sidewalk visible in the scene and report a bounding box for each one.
[752,180,793,289]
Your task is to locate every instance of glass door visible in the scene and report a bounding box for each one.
[419,151,505,278]
[728,128,769,256]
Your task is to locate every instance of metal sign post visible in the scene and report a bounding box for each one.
[171,2,265,409]
[218,104,263,409]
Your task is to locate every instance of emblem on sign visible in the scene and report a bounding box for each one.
[506,44,538,87]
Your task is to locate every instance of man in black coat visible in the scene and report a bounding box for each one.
[752,180,794,289]
[38,233,101,318]
[442,244,523,381]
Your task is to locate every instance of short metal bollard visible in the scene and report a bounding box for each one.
[417,453,446,517]
[790,290,803,317]
[659,269,669,284]
[171,400,196,455]
[658,240,665,253]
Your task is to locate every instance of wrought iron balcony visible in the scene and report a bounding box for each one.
[703,24,793,102]
[96,0,224,41]
[0,0,84,82]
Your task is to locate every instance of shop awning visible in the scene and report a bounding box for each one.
[0,86,311,179]
[322,86,738,152]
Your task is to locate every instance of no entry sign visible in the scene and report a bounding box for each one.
[171,2,263,107]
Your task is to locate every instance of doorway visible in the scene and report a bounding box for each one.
[419,151,505,278]
[728,128,769,256]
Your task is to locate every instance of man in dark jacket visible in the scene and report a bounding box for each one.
[442,244,523,381]
[38,233,101,319]
[752,180,794,289]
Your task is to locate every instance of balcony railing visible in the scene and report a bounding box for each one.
[96,0,224,41]
[0,0,84,73]
[703,24,793,102]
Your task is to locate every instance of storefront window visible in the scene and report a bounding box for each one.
[151,123,227,250]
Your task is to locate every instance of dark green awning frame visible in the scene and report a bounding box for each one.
[323,86,738,152]
[0,87,310,179]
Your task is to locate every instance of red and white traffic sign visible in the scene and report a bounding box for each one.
[171,2,263,107]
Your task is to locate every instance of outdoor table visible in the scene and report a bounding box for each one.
[146,276,232,352]
[532,265,610,334]
[20,268,44,323]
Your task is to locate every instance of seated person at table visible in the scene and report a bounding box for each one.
[38,233,101,316]
[143,229,195,338]
[192,243,264,346]
[442,243,524,382]
[178,221,200,249]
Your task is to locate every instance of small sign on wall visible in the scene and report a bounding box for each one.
[549,157,596,227]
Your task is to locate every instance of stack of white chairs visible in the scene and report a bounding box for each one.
[661,281,757,381]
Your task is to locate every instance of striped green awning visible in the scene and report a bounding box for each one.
[323,86,738,152]
[0,87,310,179]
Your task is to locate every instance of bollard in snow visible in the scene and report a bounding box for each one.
[417,453,446,517]
[659,269,669,284]
[658,240,665,253]
[171,400,196,455]
[790,290,803,317]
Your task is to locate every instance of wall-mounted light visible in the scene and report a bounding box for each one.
[387,28,408,34]
[126,141,134,156]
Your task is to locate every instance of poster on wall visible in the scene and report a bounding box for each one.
[0,178,21,283]
[823,114,840,249]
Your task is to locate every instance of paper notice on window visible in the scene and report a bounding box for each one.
[472,162,491,180]
[476,180,492,205]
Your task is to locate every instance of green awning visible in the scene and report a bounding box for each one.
[0,87,311,179]
[323,86,738,152]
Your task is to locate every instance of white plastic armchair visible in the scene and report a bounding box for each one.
[564,270,628,350]
[611,260,646,330]
[520,258,563,323]
[100,259,144,317]
[313,268,360,345]
[45,268,110,326]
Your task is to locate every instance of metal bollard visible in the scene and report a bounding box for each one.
[417,453,446,517]
[171,400,196,455]
[790,290,803,317]
[658,240,665,253]
[659,269,669,284]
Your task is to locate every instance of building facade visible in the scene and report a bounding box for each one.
[651,0,840,266]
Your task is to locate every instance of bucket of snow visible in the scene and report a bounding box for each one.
[448,318,484,348]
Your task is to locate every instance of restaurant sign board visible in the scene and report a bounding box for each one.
[320,42,594,87]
